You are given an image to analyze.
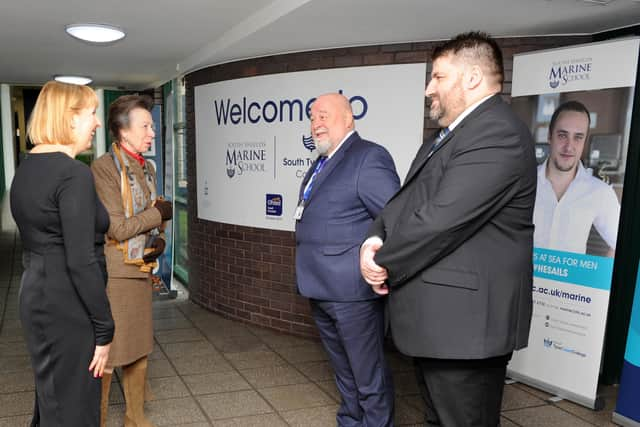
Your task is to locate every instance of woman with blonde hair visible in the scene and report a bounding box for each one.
[92,94,171,427]
[11,80,114,426]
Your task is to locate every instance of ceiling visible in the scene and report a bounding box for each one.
[1,0,639,90]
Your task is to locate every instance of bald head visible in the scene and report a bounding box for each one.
[310,93,355,156]
[319,93,352,112]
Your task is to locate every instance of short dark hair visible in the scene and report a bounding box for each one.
[432,31,504,85]
[549,100,591,134]
[108,94,154,142]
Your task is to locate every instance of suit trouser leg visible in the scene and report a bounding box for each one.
[311,299,395,427]
[414,354,511,427]
[30,390,39,427]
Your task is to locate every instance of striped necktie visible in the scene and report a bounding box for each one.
[428,127,450,157]
[302,156,328,201]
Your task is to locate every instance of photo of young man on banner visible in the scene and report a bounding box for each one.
[526,96,622,257]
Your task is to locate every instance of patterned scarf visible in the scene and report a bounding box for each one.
[111,143,159,273]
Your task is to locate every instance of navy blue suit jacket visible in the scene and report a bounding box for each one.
[295,131,400,302]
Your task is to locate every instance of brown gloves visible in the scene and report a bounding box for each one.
[154,199,173,221]
[145,199,170,262]
[143,237,166,263]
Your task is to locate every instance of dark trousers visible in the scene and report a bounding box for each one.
[414,353,512,427]
[310,299,395,427]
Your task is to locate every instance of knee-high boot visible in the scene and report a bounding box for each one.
[122,356,156,427]
[100,372,112,427]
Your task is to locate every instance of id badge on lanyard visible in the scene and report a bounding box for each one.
[295,156,327,221]
[293,200,305,220]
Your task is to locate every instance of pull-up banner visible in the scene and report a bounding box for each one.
[507,37,640,409]
[144,104,174,295]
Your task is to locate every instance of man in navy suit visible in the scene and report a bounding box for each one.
[295,93,400,426]
[361,32,536,426]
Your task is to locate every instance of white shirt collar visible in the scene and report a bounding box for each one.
[326,130,354,159]
[448,93,497,131]
[539,159,590,183]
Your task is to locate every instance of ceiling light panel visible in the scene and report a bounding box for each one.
[54,75,93,85]
[65,24,125,44]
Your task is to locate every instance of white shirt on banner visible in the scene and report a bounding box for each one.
[533,160,620,254]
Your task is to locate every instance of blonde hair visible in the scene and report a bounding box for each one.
[27,81,98,146]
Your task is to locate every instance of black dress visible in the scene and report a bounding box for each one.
[10,152,114,427]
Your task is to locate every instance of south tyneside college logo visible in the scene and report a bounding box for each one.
[302,134,315,151]
[225,142,268,179]
[281,135,316,176]
[548,57,592,89]
[542,337,586,358]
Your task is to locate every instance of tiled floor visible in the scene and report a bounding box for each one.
[0,195,622,426]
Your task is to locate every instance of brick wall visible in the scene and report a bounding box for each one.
[184,35,590,337]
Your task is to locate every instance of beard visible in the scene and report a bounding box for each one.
[552,155,578,173]
[315,138,331,156]
[428,79,465,126]
[428,101,443,122]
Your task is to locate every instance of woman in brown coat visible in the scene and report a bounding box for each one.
[92,95,172,427]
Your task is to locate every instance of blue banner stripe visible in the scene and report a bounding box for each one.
[533,248,613,290]
[616,261,640,422]
[623,262,640,367]
[616,360,640,421]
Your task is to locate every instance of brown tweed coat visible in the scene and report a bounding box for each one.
[91,150,163,368]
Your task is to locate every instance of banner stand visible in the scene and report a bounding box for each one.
[506,373,604,410]
[613,413,640,427]
[146,103,177,299]
[507,37,640,409]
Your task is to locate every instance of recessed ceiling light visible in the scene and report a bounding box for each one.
[54,75,93,85]
[65,23,125,44]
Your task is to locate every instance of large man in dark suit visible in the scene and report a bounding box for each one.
[361,32,537,426]
[296,93,400,426]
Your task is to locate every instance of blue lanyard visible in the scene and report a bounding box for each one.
[302,156,328,201]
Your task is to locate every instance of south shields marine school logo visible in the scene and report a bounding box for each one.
[225,142,268,179]
[548,57,592,89]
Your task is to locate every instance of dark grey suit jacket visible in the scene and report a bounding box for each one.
[370,95,537,359]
